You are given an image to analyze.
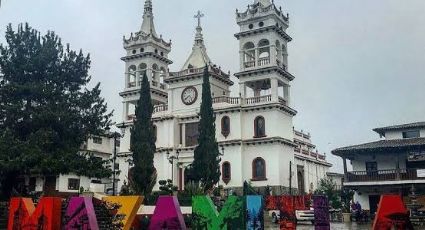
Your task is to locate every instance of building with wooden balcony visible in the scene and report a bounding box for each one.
[332,121,425,215]
[116,0,331,195]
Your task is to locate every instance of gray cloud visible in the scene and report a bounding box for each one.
[1,0,425,172]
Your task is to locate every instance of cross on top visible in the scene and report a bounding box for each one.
[194,10,204,27]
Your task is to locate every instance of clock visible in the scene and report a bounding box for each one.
[181,86,198,105]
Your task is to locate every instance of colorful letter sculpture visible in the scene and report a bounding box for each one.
[7,197,62,230]
[65,197,99,230]
[266,196,297,230]
[148,196,187,230]
[192,196,245,230]
[102,196,143,230]
[372,195,413,230]
[313,195,330,230]
[246,196,264,230]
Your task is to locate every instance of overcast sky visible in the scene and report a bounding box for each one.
[1,0,425,173]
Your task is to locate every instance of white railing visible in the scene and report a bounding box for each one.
[258,57,270,66]
[245,95,271,104]
[212,96,240,105]
[153,104,168,113]
[244,60,256,68]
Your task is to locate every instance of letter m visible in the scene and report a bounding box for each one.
[8,197,62,230]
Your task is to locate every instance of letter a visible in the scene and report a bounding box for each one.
[103,196,143,230]
[148,196,186,230]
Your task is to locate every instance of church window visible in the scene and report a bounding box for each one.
[154,49,158,54]
[128,65,137,87]
[185,122,199,147]
[160,51,164,56]
[259,21,264,27]
[132,49,136,54]
[222,162,231,184]
[258,39,270,62]
[140,48,144,53]
[139,63,147,77]
[249,24,254,29]
[252,157,266,180]
[221,116,230,138]
[153,125,157,142]
[152,64,159,80]
[254,116,266,138]
[243,42,256,68]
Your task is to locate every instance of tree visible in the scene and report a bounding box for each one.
[314,178,342,209]
[189,65,221,193]
[0,23,112,198]
[130,73,156,195]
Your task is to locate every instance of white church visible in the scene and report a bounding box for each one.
[116,0,332,195]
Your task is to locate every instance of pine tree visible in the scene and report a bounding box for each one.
[190,65,221,193]
[130,73,157,195]
[0,23,112,198]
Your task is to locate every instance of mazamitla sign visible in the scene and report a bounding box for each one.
[3,195,328,230]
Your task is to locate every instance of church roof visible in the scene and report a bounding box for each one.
[181,11,212,71]
[140,0,157,37]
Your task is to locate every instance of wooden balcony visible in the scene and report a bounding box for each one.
[346,169,419,183]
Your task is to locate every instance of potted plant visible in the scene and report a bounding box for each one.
[341,188,354,222]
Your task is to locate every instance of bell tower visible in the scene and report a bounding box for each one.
[235,0,293,106]
[120,0,172,122]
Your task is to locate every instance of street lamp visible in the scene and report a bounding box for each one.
[105,125,125,196]
[167,149,180,184]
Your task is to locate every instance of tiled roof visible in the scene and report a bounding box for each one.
[373,122,425,135]
[332,137,425,156]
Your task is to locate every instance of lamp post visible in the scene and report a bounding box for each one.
[105,125,125,196]
[167,149,180,184]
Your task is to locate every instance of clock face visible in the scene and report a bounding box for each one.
[181,86,198,105]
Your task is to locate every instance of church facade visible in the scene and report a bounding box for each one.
[117,0,331,195]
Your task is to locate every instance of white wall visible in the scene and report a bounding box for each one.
[354,191,370,210]
[351,152,407,171]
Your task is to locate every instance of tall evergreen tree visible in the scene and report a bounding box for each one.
[130,73,157,195]
[0,23,112,198]
[190,65,221,193]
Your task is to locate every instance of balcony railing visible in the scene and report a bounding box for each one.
[258,57,270,67]
[212,96,240,105]
[153,104,168,113]
[346,169,420,183]
[128,82,136,88]
[244,60,256,68]
[245,95,271,105]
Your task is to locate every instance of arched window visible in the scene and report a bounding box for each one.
[282,45,288,69]
[222,162,231,184]
[252,157,266,180]
[258,39,270,66]
[243,42,256,68]
[152,64,159,81]
[139,63,147,81]
[128,65,137,87]
[221,116,230,138]
[254,116,266,138]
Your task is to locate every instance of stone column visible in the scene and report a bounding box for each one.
[271,78,279,102]
[343,157,348,181]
